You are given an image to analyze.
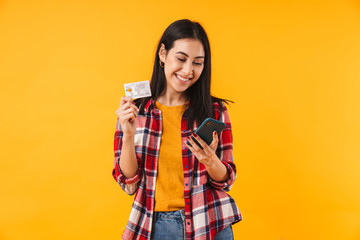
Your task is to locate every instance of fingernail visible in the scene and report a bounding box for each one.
[214,131,217,135]
[193,133,198,137]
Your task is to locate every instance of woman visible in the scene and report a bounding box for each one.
[113,19,242,240]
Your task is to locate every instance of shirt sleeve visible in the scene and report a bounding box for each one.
[207,103,237,192]
[112,119,142,195]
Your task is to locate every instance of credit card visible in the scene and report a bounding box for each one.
[124,80,151,99]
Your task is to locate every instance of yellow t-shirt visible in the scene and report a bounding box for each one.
[154,102,186,212]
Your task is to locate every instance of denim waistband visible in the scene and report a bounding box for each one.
[153,209,185,222]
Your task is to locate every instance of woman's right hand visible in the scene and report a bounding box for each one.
[115,97,139,138]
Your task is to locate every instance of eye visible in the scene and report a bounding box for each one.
[193,62,203,66]
[177,58,186,62]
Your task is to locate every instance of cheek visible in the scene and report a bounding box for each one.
[195,67,204,78]
[165,60,181,74]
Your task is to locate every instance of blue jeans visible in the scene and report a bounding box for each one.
[151,209,234,240]
[214,224,234,240]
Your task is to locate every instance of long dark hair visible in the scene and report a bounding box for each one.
[135,19,232,128]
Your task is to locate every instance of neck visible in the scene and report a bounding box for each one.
[157,91,187,106]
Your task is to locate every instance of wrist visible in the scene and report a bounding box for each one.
[206,157,229,183]
[204,155,219,170]
[122,134,134,142]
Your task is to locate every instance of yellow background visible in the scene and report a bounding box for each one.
[1,0,360,239]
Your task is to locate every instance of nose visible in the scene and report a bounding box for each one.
[182,61,193,76]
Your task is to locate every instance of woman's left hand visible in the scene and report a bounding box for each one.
[185,131,229,182]
[185,131,219,168]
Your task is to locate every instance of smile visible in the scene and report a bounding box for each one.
[176,74,192,82]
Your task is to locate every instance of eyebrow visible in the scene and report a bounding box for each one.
[175,51,205,59]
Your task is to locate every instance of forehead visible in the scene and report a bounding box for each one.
[169,38,205,57]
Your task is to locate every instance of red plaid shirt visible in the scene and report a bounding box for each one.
[112,99,242,240]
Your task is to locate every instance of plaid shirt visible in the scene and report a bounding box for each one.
[112,99,242,240]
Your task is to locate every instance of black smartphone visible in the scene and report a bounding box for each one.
[187,118,226,149]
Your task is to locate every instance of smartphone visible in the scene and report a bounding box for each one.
[187,118,226,149]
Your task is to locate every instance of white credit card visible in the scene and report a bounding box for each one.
[124,80,151,99]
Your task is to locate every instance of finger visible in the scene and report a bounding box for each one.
[117,101,139,114]
[185,140,194,151]
[187,136,210,159]
[209,131,219,150]
[120,96,134,107]
[116,105,134,118]
[115,109,121,118]
[121,112,137,123]
[187,135,203,152]
[185,137,200,153]
[121,108,138,119]
[132,103,139,112]
[122,101,138,112]
[185,140,203,159]
[118,104,137,116]
[120,96,130,106]
[191,133,211,151]
[124,99,139,112]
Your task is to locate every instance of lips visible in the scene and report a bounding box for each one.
[175,74,192,82]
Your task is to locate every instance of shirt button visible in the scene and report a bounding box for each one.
[185,183,188,186]
[187,221,190,225]
[186,202,189,205]
[185,165,188,168]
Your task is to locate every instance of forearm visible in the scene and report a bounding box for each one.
[119,135,139,179]
[205,156,229,182]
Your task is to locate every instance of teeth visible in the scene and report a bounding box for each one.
[176,74,190,82]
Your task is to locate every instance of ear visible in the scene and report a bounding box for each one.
[158,43,167,62]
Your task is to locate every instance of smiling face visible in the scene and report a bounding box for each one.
[159,38,205,99]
